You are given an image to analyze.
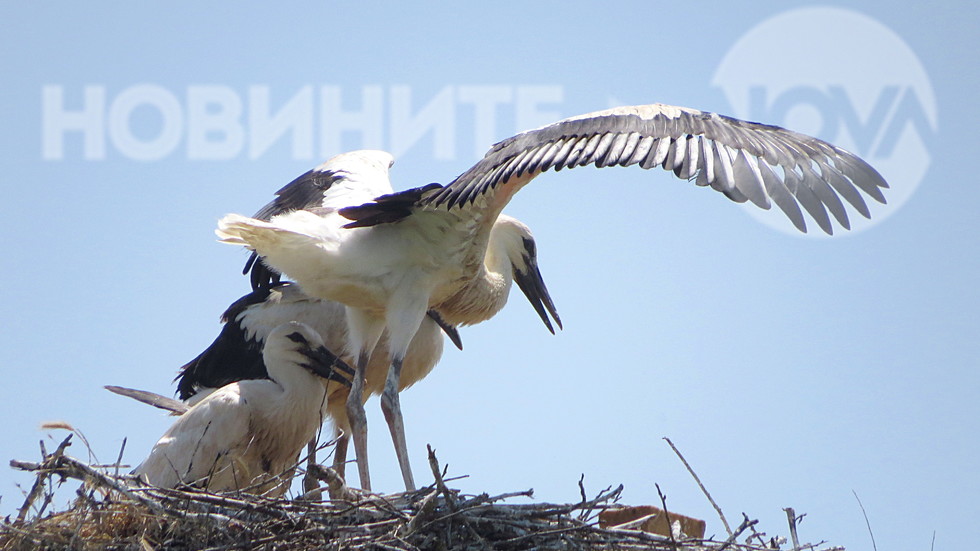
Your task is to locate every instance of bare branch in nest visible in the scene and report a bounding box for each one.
[852,489,878,551]
[785,506,802,551]
[398,488,440,537]
[112,437,127,478]
[426,444,456,510]
[13,435,73,522]
[716,514,759,551]
[664,436,732,537]
[655,483,677,545]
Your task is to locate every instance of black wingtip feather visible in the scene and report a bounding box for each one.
[340,183,443,228]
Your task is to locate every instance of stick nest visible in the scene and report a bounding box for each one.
[2,436,844,551]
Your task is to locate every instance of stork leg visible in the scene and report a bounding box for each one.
[380,355,415,491]
[378,292,429,493]
[345,350,371,491]
[343,308,385,492]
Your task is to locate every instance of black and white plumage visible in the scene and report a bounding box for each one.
[178,222,558,488]
[175,282,449,434]
[215,102,887,491]
[407,104,885,235]
[133,322,351,496]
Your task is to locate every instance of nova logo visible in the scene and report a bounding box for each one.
[713,7,936,236]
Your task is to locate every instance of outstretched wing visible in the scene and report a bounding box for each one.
[343,103,888,235]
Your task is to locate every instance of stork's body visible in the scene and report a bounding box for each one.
[174,281,447,486]
[133,322,350,496]
[176,282,450,424]
[217,102,888,491]
[180,214,556,491]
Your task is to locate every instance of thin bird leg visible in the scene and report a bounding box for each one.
[378,295,429,493]
[380,355,415,491]
[345,350,371,491]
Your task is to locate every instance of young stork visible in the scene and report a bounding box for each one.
[216,102,889,491]
[132,322,352,496]
[174,281,456,487]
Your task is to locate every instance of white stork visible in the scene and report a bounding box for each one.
[113,211,558,493]
[215,102,889,492]
[174,281,454,488]
[132,322,351,496]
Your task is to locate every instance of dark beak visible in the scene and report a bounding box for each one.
[300,345,355,386]
[514,237,562,334]
[243,251,282,291]
[426,309,463,351]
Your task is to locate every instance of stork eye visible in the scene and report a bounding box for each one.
[285,331,308,345]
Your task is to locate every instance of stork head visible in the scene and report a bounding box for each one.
[263,322,354,386]
[489,215,563,334]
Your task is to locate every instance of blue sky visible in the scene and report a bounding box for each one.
[1,2,977,549]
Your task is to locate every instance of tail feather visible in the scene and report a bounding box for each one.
[105,385,189,415]
[216,214,312,250]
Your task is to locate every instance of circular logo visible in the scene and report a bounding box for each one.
[712,7,937,237]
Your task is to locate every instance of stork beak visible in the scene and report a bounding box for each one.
[426,309,463,350]
[300,345,355,386]
[513,237,562,334]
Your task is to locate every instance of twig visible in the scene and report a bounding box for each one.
[14,435,73,522]
[113,437,127,478]
[716,514,758,551]
[664,436,732,537]
[745,522,773,549]
[527,485,623,518]
[426,445,456,510]
[483,489,534,504]
[496,523,592,546]
[852,490,877,551]
[655,483,676,545]
[398,489,440,536]
[784,507,801,551]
